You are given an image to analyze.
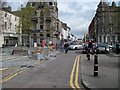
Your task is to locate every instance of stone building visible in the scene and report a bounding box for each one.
[27,1,59,46]
[0,7,21,47]
[26,1,70,47]
[89,0,120,44]
[88,17,96,42]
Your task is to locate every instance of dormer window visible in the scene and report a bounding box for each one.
[49,2,53,5]
[5,13,7,17]
[31,2,35,6]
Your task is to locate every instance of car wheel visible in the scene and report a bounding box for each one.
[105,51,109,54]
[75,47,77,50]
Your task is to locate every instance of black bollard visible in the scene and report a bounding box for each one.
[94,54,98,76]
[87,53,90,60]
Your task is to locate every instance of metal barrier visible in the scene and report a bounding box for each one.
[29,47,49,60]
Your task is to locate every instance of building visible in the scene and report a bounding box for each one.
[0,7,21,47]
[88,17,96,42]
[26,1,59,46]
[83,32,89,43]
[26,1,71,47]
[89,0,120,44]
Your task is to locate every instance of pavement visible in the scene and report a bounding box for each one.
[0,46,61,64]
[81,53,120,90]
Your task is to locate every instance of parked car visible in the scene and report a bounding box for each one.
[69,43,83,50]
[104,42,113,51]
[82,44,88,53]
[112,43,120,53]
[97,43,110,54]
[82,43,98,54]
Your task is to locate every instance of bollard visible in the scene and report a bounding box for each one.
[94,54,98,76]
[87,53,90,60]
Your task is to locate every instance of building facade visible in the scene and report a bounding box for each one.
[27,1,59,46]
[26,1,70,47]
[89,0,120,44]
[0,8,21,47]
[88,17,96,42]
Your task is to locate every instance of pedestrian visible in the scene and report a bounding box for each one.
[12,50,14,55]
[116,42,119,54]
[87,40,93,53]
[64,42,69,54]
[88,40,93,49]
[86,40,93,60]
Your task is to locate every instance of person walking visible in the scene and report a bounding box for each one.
[88,40,93,49]
[86,40,93,60]
[64,42,69,54]
[116,42,119,54]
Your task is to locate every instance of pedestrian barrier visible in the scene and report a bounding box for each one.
[30,47,49,60]
[11,49,28,56]
[94,54,98,76]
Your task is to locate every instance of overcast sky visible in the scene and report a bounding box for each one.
[6,0,120,39]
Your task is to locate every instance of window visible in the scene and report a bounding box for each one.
[5,22,7,29]
[100,35,102,42]
[107,36,110,43]
[15,25,17,30]
[5,13,7,17]
[32,2,35,6]
[39,2,45,8]
[40,25,43,29]
[49,2,53,5]
[10,23,12,30]
[104,36,106,43]
[15,17,17,21]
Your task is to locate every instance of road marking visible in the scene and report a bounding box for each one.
[70,55,81,90]
[75,56,80,90]
[0,67,29,83]
[0,68,12,73]
[0,68,9,71]
[70,56,77,90]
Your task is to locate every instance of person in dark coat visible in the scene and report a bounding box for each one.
[64,42,69,54]
[88,40,93,49]
[116,43,119,54]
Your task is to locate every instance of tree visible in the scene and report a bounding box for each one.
[17,5,35,46]
[20,6,35,34]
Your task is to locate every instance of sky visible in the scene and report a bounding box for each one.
[4,0,120,39]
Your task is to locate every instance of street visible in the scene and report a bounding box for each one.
[0,0,120,90]
[1,49,119,89]
[1,50,85,89]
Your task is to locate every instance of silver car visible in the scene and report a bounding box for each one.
[97,43,110,54]
[69,44,83,50]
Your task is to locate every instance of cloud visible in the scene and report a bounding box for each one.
[58,0,120,38]
[58,2,99,38]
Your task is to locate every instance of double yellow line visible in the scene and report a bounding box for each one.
[0,67,29,83]
[70,55,80,90]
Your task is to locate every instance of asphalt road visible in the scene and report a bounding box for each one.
[2,50,86,89]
